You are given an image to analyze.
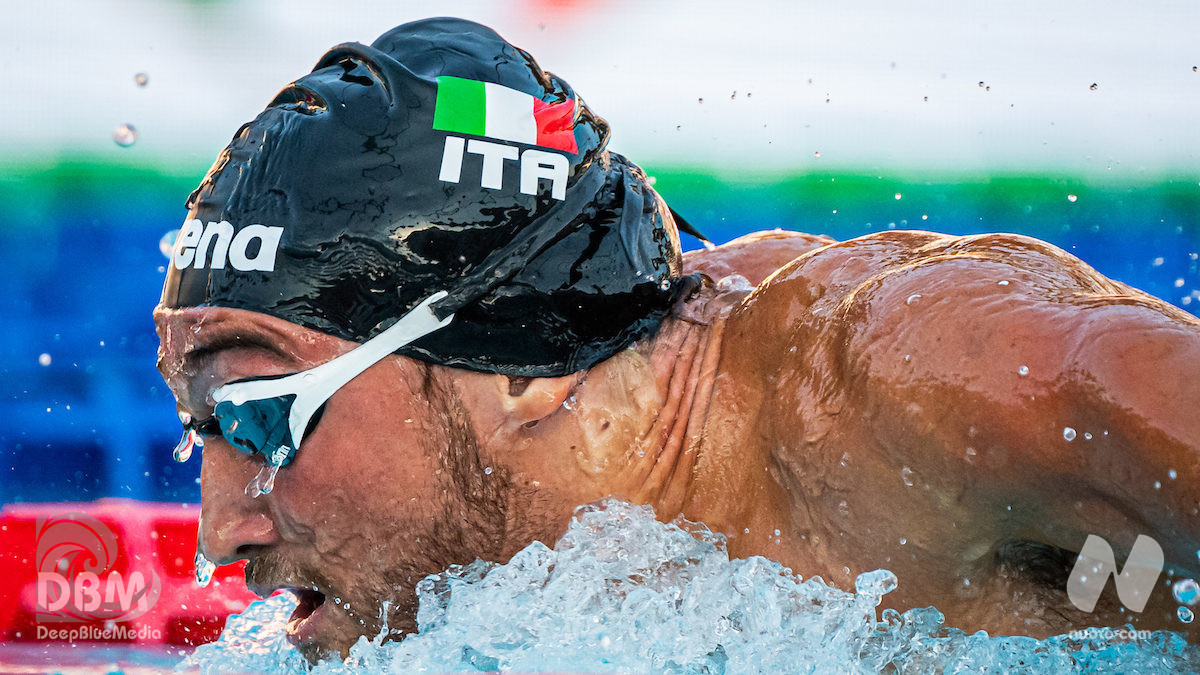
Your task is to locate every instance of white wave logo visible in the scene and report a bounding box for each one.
[34,512,162,623]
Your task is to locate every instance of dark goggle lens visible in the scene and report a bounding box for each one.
[214,394,298,464]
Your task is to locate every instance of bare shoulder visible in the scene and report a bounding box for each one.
[681,230,834,287]
[747,229,1195,330]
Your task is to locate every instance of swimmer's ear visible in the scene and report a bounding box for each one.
[502,373,579,427]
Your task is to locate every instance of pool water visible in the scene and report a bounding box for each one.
[181,500,1198,674]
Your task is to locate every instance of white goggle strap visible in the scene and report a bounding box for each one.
[211,290,453,452]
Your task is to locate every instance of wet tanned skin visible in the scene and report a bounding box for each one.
[155,229,1200,660]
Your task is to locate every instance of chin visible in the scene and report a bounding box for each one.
[283,588,377,663]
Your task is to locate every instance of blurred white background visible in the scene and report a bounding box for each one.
[4,0,1199,176]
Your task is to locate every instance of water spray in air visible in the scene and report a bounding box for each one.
[194,550,216,588]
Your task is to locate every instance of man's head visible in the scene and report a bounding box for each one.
[161,16,687,377]
[155,18,694,660]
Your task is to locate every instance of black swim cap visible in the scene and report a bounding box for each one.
[160,17,697,377]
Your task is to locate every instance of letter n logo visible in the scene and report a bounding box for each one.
[1067,534,1163,612]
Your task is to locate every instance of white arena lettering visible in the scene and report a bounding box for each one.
[172,220,284,272]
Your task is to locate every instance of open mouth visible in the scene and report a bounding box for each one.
[285,588,327,642]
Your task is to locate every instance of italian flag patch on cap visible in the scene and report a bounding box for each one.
[433,75,578,153]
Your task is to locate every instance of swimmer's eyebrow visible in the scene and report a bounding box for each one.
[181,330,297,374]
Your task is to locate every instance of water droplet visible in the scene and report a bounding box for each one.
[1179,606,1195,624]
[112,123,138,147]
[37,353,51,366]
[135,72,149,87]
[894,193,903,200]
[1063,427,1077,442]
[905,293,922,305]
[978,81,985,87]
[997,280,1010,286]
[901,466,914,487]
[1083,432,1092,440]
[1173,578,1200,605]
[1153,256,1165,267]
[965,446,977,459]
[194,551,216,588]
[923,96,928,102]
[813,151,821,158]
[1174,278,1185,288]
[838,500,850,516]
[1089,83,1098,91]
[173,429,197,463]
[1067,194,1078,203]
[1169,469,1178,480]
[659,279,671,291]
[697,97,704,104]
[1017,365,1029,376]
[854,569,898,597]
[159,229,179,258]
[773,529,781,537]
[899,537,907,545]
[484,466,493,475]
[245,462,281,498]
[1154,481,1162,490]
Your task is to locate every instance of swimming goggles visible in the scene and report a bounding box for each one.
[171,291,453,497]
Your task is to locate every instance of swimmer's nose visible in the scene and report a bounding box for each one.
[198,443,279,565]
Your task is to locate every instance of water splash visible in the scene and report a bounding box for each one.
[181,499,1199,674]
[180,591,308,674]
[194,551,216,588]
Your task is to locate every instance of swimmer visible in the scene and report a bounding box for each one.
[155,18,1200,661]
